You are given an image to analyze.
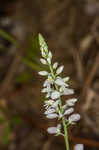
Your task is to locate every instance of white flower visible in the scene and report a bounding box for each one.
[46,83,52,92]
[47,124,61,134]
[47,127,57,134]
[63,77,70,82]
[46,113,58,119]
[59,86,74,95]
[42,84,52,94]
[46,92,51,98]
[64,108,74,115]
[52,100,59,108]
[56,124,61,134]
[62,104,67,110]
[43,79,48,87]
[44,100,54,106]
[41,50,46,58]
[74,144,84,150]
[56,65,64,74]
[59,85,66,93]
[40,58,46,64]
[51,91,60,99]
[55,78,68,87]
[43,76,53,88]
[48,51,52,59]
[69,114,80,122]
[44,100,54,109]
[41,88,47,93]
[62,88,74,95]
[38,71,48,76]
[59,113,63,118]
[47,57,51,64]
[48,76,54,84]
[44,108,56,115]
[53,62,58,69]
[66,98,77,106]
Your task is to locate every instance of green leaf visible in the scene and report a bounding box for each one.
[3,122,10,145]
[0,44,4,50]
[15,72,33,84]
[26,35,39,60]
[23,58,41,71]
[11,117,23,125]
[0,30,19,47]
[0,117,4,124]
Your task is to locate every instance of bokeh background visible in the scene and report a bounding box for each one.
[0,0,99,150]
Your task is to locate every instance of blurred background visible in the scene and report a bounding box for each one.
[0,0,99,149]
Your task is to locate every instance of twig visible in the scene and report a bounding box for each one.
[81,52,99,99]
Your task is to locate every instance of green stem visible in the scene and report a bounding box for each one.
[60,100,69,150]
[62,116,69,150]
[48,63,69,150]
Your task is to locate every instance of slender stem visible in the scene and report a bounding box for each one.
[48,63,70,150]
[58,97,69,150]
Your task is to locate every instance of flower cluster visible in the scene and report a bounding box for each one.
[38,34,80,137]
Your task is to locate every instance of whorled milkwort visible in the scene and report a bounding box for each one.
[38,34,82,150]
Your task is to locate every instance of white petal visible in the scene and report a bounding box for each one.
[38,71,48,76]
[74,144,84,150]
[63,77,70,82]
[51,91,60,99]
[40,58,46,64]
[66,98,77,106]
[64,108,74,115]
[41,88,47,93]
[59,85,66,93]
[52,100,59,108]
[41,51,46,58]
[48,51,52,59]
[47,127,57,134]
[63,88,74,95]
[59,113,63,118]
[47,57,51,64]
[45,100,54,105]
[44,108,56,115]
[46,113,58,119]
[43,79,48,87]
[48,76,53,84]
[53,62,58,69]
[56,66,64,74]
[69,114,80,122]
[46,93,50,98]
[55,78,68,86]
[57,124,61,130]
[46,84,52,92]
[62,104,68,110]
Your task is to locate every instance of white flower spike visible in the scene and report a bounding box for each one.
[38,34,81,150]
